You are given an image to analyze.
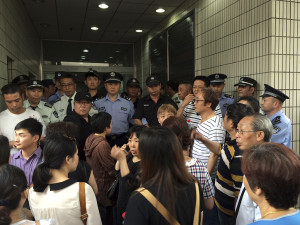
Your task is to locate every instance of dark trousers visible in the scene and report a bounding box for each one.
[106,133,128,148]
[217,208,235,225]
[203,179,220,225]
[98,204,117,225]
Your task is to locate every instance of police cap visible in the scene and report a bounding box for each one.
[146,75,160,86]
[104,72,123,83]
[27,80,43,89]
[12,75,29,85]
[74,92,92,102]
[260,84,289,102]
[42,79,55,87]
[126,78,140,87]
[208,73,227,84]
[234,77,257,87]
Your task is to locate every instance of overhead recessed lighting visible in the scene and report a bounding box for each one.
[91,26,99,31]
[99,3,109,9]
[81,56,86,59]
[115,50,120,53]
[109,56,113,59]
[156,8,165,13]
[136,29,143,33]
[104,61,108,63]
[83,49,89,53]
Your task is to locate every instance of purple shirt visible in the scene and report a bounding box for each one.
[10,146,43,186]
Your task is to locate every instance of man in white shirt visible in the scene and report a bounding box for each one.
[0,84,46,153]
[235,114,273,225]
[53,73,77,121]
[177,76,222,129]
[191,87,225,225]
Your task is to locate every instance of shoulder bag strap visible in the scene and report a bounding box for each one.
[35,221,40,225]
[193,182,200,225]
[137,188,180,225]
[79,182,88,225]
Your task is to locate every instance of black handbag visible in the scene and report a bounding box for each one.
[107,177,119,201]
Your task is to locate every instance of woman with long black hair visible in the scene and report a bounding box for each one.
[124,127,204,225]
[28,134,101,225]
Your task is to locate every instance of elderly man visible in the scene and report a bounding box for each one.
[260,84,291,148]
[234,77,257,98]
[64,92,93,161]
[235,113,273,225]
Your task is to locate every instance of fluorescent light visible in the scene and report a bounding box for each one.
[61,62,109,67]
[109,56,113,59]
[136,29,143,33]
[156,8,165,13]
[83,49,89,53]
[81,56,86,59]
[91,26,99,31]
[99,3,109,9]
[115,50,120,53]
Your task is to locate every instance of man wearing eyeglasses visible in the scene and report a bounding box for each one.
[53,73,77,121]
[191,87,226,225]
[235,114,273,225]
[64,92,93,161]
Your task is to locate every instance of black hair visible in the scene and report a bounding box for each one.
[238,96,260,113]
[91,112,112,134]
[226,103,254,128]
[1,84,22,96]
[0,136,10,167]
[14,118,43,141]
[60,73,75,82]
[32,134,77,192]
[193,76,210,87]
[128,125,147,139]
[166,80,179,92]
[0,164,27,225]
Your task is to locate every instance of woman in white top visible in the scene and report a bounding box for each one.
[0,164,54,225]
[29,134,102,225]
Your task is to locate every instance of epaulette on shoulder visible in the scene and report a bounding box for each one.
[121,95,131,101]
[44,102,53,108]
[224,93,234,98]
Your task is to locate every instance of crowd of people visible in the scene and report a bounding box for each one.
[0,71,299,225]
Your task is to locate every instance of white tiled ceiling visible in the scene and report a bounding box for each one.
[21,0,186,43]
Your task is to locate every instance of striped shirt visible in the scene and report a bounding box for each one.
[183,102,222,129]
[192,115,225,178]
[215,139,243,217]
[186,158,215,199]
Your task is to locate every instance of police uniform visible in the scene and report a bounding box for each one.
[208,73,234,118]
[94,72,134,147]
[125,78,141,109]
[133,75,178,127]
[24,80,60,126]
[24,100,59,126]
[260,84,292,148]
[234,77,257,88]
[53,91,77,121]
[48,72,65,105]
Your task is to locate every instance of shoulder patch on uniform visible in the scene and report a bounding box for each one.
[273,126,281,134]
[224,93,234,98]
[271,116,281,125]
[121,95,131,101]
[44,102,53,108]
[121,107,127,111]
[99,106,106,111]
[53,111,59,118]
[42,115,48,118]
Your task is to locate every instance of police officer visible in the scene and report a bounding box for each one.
[121,78,141,109]
[94,72,134,147]
[234,77,257,98]
[24,80,59,126]
[84,70,104,117]
[12,75,30,99]
[48,71,65,105]
[208,73,234,118]
[133,75,178,127]
[41,79,56,103]
[53,73,77,121]
[260,84,291,148]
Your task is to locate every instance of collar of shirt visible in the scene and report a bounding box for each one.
[62,91,77,101]
[146,94,163,102]
[49,178,77,191]
[268,110,283,120]
[12,146,42,161]
[24,100,43,109]
[105,94,121,102]
[220,92,226,99]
